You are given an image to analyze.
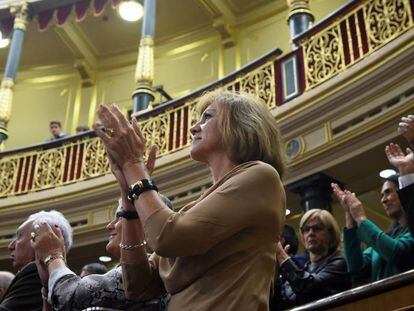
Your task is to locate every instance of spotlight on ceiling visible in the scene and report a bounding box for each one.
[99,256,112,263]
[119,0,144,22]
[379,169,397,179]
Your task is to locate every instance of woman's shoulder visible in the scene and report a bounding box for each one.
[238,161,281,181]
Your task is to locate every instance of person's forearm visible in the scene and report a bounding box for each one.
[122,162,171,225]
[345,212,357,228]
[120,218,148,264]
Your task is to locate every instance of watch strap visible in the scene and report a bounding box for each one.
[127,179,158,202]
[117,209,139,220]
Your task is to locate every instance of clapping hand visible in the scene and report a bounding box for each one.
[331,183,365,227]
[31,222,66,286]
[398,115,414,149]
[385,143,414,176]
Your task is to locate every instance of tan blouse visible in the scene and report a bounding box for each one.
[122,161,286,311]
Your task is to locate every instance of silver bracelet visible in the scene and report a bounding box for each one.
[119,240,147,250]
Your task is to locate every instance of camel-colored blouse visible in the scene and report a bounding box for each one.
[122,161,286,311]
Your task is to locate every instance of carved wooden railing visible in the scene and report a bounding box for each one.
[0,0,413,199]
[290,269,414,310]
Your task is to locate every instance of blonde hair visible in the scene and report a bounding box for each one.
[196,89,286,177]
[299,209,341,253]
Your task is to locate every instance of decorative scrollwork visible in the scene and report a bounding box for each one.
[141,113,169,157]
[82,138,109,178]
[303,25,344,88]
[33,149,64,189]
[365,0,411,49]
[238,64,276,109]
[0,159,18,196]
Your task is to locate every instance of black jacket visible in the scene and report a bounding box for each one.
[276,250,351,310]
[398,183,414,237]
[0,262,43,311]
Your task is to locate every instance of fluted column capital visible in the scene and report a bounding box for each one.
[10,2,30,31]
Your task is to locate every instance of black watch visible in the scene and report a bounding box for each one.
[116,209,139,220]
[127,179,158,202]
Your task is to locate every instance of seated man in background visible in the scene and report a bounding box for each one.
[80,263,108,278]
[0,211,72,311]
[47,121,68,141]
[273,209,351,310]
[0,272,14,301]
[332,175,414,282]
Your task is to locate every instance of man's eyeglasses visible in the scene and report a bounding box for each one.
[301,223,325,234]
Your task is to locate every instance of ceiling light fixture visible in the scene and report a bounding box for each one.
[118,0,144,22]
[285,209,291,216]
[379,169,397,179]
[99,255,112,263]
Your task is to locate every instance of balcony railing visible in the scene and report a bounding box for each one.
[0,0,413,199]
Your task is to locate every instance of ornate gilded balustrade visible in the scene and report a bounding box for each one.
[0,134,110,197]
[0,49,281,198]
[295,0,414,90]
[1,0,413,199]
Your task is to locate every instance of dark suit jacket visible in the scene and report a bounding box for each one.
[399,183,414,237]
[0,262,42,311]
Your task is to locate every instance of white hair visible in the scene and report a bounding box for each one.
[24,210,73,252]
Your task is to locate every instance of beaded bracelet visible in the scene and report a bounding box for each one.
[119,240,147,250]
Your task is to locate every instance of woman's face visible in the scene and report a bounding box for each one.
[105,211,122,259]
[190,102,226,163]
[381,181,402,219]
[301,216,330,257]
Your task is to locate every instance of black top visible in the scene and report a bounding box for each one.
[275,250,351,310]
[0,262,43,311]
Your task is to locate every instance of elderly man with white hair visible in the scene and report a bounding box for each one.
[0,210,72,311]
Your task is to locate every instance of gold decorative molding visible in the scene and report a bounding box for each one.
[135,36,155,84]
[300,0,413,90]
[10,2,29,31]
[286,0,313,21]
[0,78,15,126]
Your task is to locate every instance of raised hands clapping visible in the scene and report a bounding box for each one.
[331,183,366,228]
[385,143,414,176]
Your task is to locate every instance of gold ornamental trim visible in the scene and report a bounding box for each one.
[135,36,155,84]
[0,78,15,124]
[10,2,29,31]
[286,0,313,21]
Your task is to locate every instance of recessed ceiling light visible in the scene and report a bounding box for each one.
[379,169,396,179]
[99,256,112,263]
[119,1,144,22]
[285,209,291,216]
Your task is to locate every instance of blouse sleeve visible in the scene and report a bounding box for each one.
[122,252,166,301]
[144,163,285,257]
[50,267,126,310]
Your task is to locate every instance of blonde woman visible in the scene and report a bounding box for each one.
[94,90,286,311]
[275,209,351,309]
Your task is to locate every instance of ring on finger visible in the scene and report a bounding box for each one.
[104,127,115,137]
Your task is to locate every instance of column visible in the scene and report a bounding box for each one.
[287,173,342,213]
[286,0,314,49]
[132,0,156,113]
[0,2,29,144]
